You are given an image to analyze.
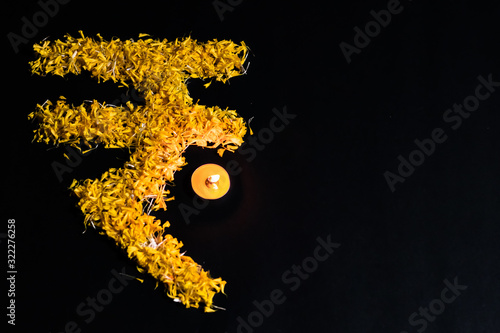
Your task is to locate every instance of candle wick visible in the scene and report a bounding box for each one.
[206,174,220,190]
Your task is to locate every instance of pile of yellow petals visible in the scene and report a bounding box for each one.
[28,31,248,312]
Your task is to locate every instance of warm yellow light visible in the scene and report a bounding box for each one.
[191,164,230,200]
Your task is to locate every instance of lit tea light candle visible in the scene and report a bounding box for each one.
[191,164,230,200]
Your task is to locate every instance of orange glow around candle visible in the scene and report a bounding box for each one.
[191,164,231,200]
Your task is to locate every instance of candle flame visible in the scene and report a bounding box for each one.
[206,174,220,190]
[207,174,220,183]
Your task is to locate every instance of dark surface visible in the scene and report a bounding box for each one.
[3,1,500,332]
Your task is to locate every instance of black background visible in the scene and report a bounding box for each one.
[3,1,500,332]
